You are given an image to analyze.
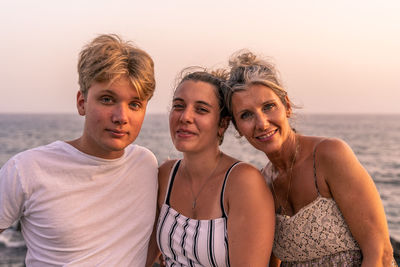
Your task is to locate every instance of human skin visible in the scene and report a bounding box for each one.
[146,80,275,267]
[68,77,148,159]
[169,80,223,154]
[230,84,293,159]
[231,84,394,267]
[0,76,154,259]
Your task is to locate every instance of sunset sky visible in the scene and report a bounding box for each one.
[1,0,399,114]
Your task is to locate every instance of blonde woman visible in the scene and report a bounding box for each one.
[225,51,396,267]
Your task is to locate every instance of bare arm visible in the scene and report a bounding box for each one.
[226,164,275,266]
[319,139,393,267]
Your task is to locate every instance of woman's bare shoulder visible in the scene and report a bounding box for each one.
[158,159,179,184]
[226,162,267,190]
[159,159,178,172]
[315,137,354,162]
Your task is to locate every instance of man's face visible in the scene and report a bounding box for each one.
[76,77,148,159]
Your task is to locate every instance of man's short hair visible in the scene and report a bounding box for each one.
[78,34,155,100]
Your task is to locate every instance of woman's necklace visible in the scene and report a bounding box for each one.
[183,152,222,209]
[270,136,299,216]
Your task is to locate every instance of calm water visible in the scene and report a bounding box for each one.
[0,113,399,262]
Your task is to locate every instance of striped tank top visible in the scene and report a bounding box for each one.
[156,160,240,267]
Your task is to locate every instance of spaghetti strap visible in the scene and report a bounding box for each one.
[313,139,326,196]
[220,161,241,218]
[164,160,181,205]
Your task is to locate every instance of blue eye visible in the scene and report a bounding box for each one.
[263,103,276,112]
[129,102,141,110]
[100,96,114,104]
[240,111,253,120]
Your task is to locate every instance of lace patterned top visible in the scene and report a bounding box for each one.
[263,162,361,266]
[261,137,366,266]
[262,141,398,267]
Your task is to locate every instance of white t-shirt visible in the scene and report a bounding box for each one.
[0,141,158,267]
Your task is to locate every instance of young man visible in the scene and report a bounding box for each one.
[0,34,158,266]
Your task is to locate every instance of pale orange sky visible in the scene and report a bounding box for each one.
[1,0,399,114]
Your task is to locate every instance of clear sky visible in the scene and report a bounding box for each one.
[1,0,399,114]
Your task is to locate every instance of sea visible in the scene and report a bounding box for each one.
[0,113,399,265]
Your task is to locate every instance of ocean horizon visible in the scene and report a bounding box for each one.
[0,113,399,265]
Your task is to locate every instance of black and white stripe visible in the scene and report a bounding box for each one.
[156,160,241,267]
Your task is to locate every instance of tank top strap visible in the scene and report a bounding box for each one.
[313,139,326,196]
[164,160,181,205]
[220,161,241,218]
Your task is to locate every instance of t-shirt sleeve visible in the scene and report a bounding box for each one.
[0,158,25,229]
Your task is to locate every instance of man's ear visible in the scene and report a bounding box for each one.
[76,91,86,116]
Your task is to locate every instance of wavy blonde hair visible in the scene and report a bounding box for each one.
[78,34,155,100]
[226,50,295,127]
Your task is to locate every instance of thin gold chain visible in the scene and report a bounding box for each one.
[270,136,299,216]
[183,152,223,209]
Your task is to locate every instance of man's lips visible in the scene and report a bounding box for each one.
[106,129,128,137]
[255,129,278,141]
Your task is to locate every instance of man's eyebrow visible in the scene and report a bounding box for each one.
[101,89,142,100]
[99,89,116,95]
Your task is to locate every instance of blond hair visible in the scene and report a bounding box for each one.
[226,50,294,127]
[78,34,155,100]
